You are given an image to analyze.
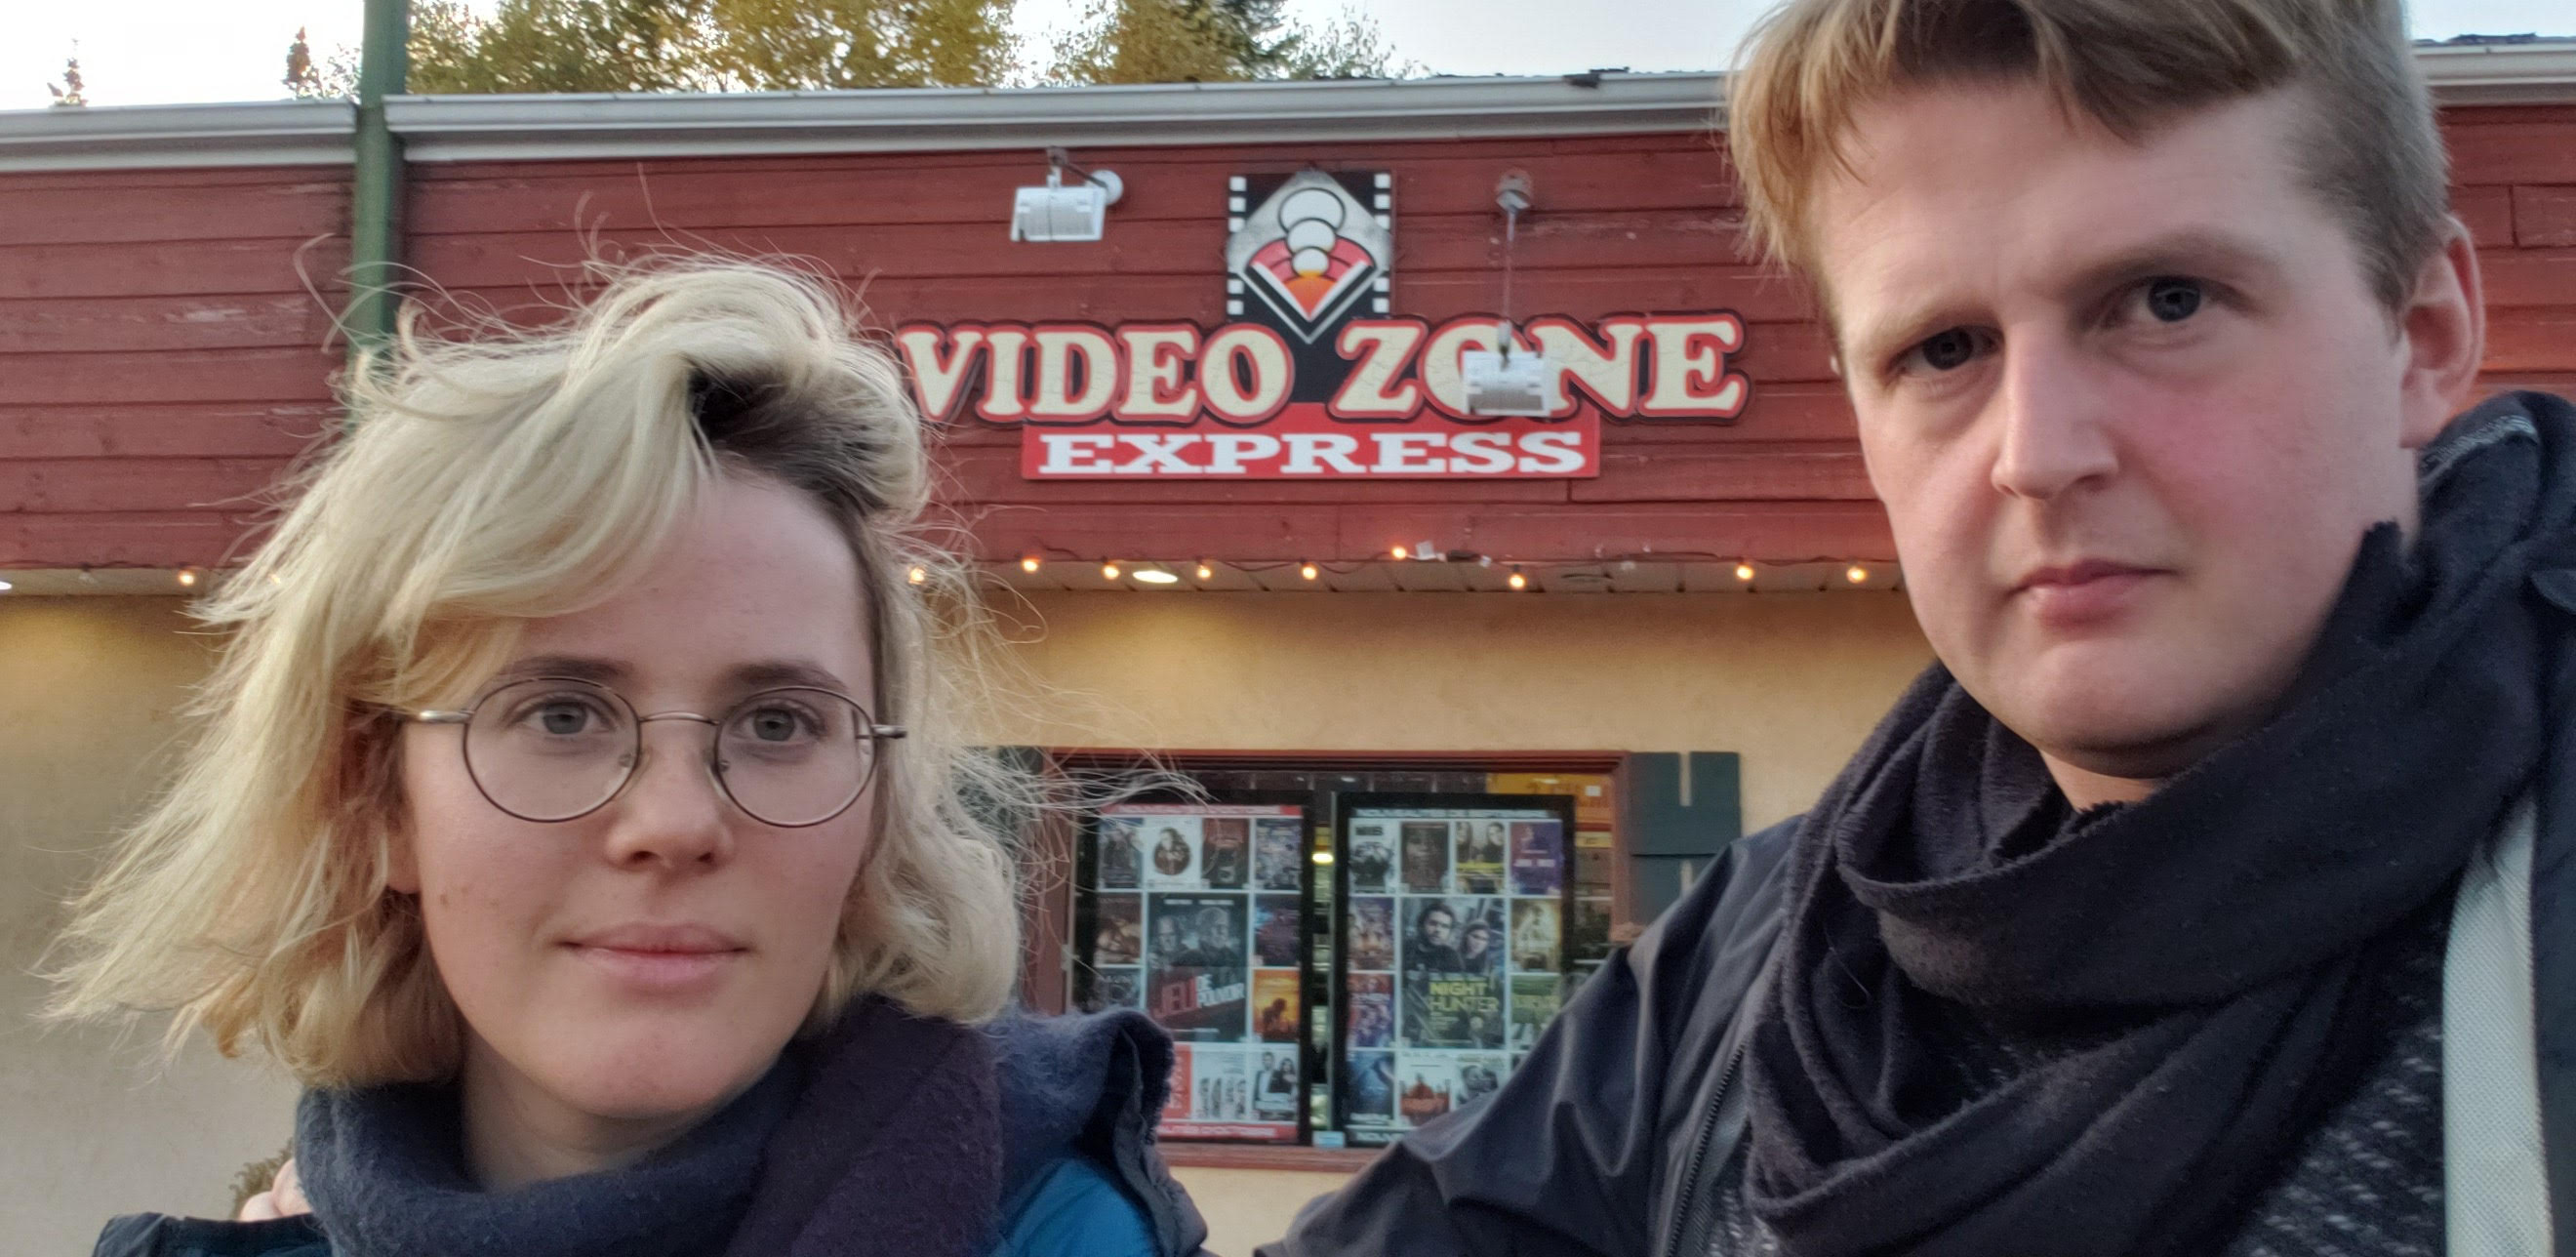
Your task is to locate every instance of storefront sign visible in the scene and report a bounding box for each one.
[894,170,1752,481]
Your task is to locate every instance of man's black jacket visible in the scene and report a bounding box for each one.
[1264,599,2576,1257]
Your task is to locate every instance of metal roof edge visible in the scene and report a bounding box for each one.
[0,100,355,172]
[2419,41,2576,104]
[381,72,1733,162]
[2,44,2570,174]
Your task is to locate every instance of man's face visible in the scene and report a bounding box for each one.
[1423,909,1455,947]
[1812,82,2452,792]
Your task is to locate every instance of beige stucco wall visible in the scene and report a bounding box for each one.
[971,589,1933,833]
[0,588,1928,1252]
[0,597,302,1255]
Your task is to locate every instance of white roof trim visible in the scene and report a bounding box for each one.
[2418,41,2576,105]
[0,100,353,172]
[1,45,2569,173]
[382,73,1730,163]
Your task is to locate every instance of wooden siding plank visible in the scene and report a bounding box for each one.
[0,294,337,353]
[1573,445,1875,503]
[0,402,334,459]
[0,458,288,513]
[2454,184,2516,248]
[0,510,262,568]
[2482,249,2576,310]
[0,347,338,405]
[1334,502,1897,564]
[2517,185,2576,249]
[2447,123,2576,186]
[0,238,348,301]
[0,180,346,247]
[2486,306,2576,373]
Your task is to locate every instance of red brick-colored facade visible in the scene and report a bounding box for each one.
[3,101,2571,571]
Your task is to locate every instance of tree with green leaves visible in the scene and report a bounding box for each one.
[285,0,1016,98]
[1049,0,1404,84]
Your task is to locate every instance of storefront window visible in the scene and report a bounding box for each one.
[1066,758,1620,1147]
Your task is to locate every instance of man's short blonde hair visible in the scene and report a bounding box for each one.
[44,260,1037,1087]
[1728,0,2450,310]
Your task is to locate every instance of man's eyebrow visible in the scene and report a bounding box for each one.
[2050,228,2290,306]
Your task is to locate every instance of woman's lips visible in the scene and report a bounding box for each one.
[566,943,745,993]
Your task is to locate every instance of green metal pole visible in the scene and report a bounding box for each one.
[344,0,410,396]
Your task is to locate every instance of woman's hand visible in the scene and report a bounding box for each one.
[235,1156,309,1221]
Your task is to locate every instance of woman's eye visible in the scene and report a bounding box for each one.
[2140,276,2204,323]
[743,707,814,743]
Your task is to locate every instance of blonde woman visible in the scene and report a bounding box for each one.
[47,262,1208,1257]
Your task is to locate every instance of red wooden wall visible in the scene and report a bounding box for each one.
[3,104,2572,570]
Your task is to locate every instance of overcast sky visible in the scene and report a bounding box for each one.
[3,0,2568,111]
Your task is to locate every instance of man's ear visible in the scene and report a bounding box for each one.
[2395,216,2486,449]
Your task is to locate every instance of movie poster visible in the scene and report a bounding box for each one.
[1458,1052,1507,1108]
[1346,822,1395,893]
[1401,897,1507,1048]
[1508,975,1560,1051]
[1400,822,1451,893]
[1200,817,1249,889]
[1347,973,1393,1048]
[1148,894,1247,1042]
[1088,967,1141,1013]
[1348,896,1395,970]
[1254,1048,1301,1122]
[1143,817,1201,889]
[1510,900,1560,973]
[1253,817,1304,891]
[1254,970,1301,1042]
[1454,819,1508,894]
[1093,895,1143,966]
[1509,821,1563,896]
[1345,1050,1395,1126]
[1098,817,1143,890]
[1190,1047,1252,1122]
[1253,894,1302,967]
[1394,1056,1457,1127]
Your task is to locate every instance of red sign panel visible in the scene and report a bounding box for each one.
[892,170,1751,480]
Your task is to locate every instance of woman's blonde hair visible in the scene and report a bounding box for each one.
[44,259,1031,1087]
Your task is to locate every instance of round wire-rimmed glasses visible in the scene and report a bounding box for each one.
[406,676,906,829]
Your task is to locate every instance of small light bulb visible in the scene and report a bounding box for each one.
[177,569,198,588]
[1195,562,1214,581]
[1846,564,1871,585]
[1103,562,1122,581]
[1300,562,1319,582]
[0,579,14,593]
[1735,562,1756,582]
[1390,545,1409,561]
[1508,569,1528,590]
[1020,555,1041,574]
[1311,850,1336,866]
[906,565,928,586]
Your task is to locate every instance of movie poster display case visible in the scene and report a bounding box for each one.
[1328,792,1579,1148]
[1073,793,1316,1144]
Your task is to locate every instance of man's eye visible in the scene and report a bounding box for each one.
[2140,276,2204,323]
[1900,327,1989,375]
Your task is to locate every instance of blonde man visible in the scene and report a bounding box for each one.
[1268,1,2568,1254]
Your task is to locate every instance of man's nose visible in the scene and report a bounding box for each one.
[1989,333,2119,501]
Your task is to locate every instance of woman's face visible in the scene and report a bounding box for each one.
[392,475,879,1146]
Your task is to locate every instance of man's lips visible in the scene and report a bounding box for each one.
[2011,560,2165,627]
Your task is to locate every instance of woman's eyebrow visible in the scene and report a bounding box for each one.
[726,660,854,694]
[493,654,628,686]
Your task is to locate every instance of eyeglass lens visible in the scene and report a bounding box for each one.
[460,678,877,827]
